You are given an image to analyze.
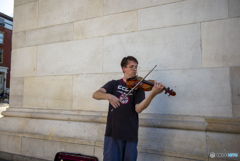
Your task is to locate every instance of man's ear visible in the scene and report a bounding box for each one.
[122,67,125,73]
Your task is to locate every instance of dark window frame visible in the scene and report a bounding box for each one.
[0,49,3,63]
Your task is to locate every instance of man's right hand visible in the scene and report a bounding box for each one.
[107,94,121,109]
[92,88,121,109]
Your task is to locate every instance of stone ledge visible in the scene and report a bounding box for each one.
[2,108,240,134]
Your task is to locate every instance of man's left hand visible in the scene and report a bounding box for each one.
[151,81,165,96]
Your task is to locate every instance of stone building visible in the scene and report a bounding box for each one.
[0,0,240,161]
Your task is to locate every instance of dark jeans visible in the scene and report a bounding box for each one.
[103,136,138,161]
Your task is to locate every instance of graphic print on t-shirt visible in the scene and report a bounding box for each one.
[119,93,129,104]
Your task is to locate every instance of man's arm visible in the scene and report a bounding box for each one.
[92,88,121,109]
[135,81,165,113]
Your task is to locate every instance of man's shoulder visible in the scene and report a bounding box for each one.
[108,79,122,84]
[103,79,122,87]
[102,79,122,93]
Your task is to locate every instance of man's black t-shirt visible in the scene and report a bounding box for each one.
[102,79,145,142]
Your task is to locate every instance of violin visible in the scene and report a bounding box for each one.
[126,76,176,96]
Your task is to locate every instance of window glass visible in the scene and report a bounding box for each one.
[0,18,4,24]
[0,33,3,44]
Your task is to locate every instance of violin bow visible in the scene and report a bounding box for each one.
[121,65,157,102]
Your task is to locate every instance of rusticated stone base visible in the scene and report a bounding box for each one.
[0,109,240,161]
[0,151,49,161]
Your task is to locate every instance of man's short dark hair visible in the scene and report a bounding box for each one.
[121,56,138,68]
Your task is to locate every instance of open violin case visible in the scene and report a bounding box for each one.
[54,152,98,161]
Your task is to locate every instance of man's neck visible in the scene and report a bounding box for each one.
[122,74,135,83]
[122,76,128,83]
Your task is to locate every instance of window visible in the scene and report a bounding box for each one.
[0,49,3,63]
[0,32,3,44]
[0,18,4,26]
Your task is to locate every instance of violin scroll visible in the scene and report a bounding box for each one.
[164,87,176,96]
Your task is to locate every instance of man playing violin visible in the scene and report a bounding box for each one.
[92,56,165,161]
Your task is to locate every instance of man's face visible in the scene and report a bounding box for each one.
[122,60,138,78]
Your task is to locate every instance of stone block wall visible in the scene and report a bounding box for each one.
[0,0,239,160]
